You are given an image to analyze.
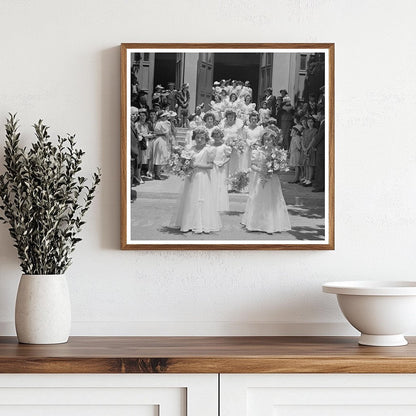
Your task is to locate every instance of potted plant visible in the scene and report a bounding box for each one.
[0,114,101,344]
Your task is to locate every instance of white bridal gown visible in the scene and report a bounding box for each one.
[211,143,232,211]
[170,146,221,233]
[241,124,264,171]
[241,149,291,234]
[220,118,244,177]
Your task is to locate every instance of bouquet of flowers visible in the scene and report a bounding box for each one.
[227,170,250,192]
[260,147,289,184]
[249,141,261,151]
[168,145,194,178]
[226,135,246,154]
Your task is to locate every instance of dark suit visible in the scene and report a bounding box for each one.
[280,108,294,150]
[131,124,141,184]
[312,120,325,190]
[264,94,277,117]
[167,90,177,111]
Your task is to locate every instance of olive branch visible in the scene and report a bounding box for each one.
[0,114,101,274]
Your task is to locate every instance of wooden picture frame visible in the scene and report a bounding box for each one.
[121,43,334,250]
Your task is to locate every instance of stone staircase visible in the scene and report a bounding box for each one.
[175,127,189,146]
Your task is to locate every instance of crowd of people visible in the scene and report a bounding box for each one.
[130,78,325,235]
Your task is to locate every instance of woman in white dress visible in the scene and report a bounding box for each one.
[241,95,256,125]
[152,112,170,180]
[220,110,244,178]
[170,127,222,234]
[203,112,217,143]
[241,129,291,234]
[219,89,229,117]
[209,94,223,122]
[226,92,242,118]
[241,111,264,171]
[136,109,154,179]
[211,127,231,212]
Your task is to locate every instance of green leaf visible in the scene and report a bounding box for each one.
[0,114,101,274]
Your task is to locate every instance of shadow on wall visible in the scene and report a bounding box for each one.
[0,223,21,326]
[99,46,121,250]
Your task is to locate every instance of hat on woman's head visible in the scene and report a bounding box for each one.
[262,128,279,145]
[137,108,147,114]
[182,83,189,89]
[267,124,280,135]
[131,106,139,114]
[213,81,220,86]
[263,127,278,138]
[160,111,170,118]
[168,111,177,117]
[155,84,163,90]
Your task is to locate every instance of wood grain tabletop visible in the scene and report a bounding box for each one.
[0,336,415,374]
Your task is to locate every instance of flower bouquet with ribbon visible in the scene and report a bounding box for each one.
[227,170,250,192]
[226,135,246,154]
[168,145,194,178]
[260,147,289,185]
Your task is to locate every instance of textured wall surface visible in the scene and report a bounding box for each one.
[0,0,415,336]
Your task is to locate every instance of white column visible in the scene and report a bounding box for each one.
[272,53,299,101]
[183,53,199,114]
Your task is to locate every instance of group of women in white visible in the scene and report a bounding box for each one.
[170,80,291,235]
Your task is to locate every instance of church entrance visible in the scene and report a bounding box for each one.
[213,53,261,105]
[153,53,176,91]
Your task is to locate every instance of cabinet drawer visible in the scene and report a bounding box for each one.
[221,374,416,416]
[0,374,217,416]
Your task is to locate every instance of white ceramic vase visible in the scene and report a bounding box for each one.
[15,274,71,344]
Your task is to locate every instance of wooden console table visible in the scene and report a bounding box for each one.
[2,336,416,415]
[0,335,415,373]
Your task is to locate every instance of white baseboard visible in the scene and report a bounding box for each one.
[0,321,359,336]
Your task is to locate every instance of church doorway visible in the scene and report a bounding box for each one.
[213,53,261,105]
[154,53,176,91]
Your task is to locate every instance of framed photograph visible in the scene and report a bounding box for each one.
[121,43,334,250]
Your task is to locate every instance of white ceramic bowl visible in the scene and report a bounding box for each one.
[323,281,416,346]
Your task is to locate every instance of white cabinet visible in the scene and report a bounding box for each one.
[0,374,218,416]
[221,374,416,416]
[3,373,416,415]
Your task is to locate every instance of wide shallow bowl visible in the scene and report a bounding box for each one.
[323,281,416,346]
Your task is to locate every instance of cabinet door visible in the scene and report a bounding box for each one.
[0,374,217,416]
[221,374,416,416]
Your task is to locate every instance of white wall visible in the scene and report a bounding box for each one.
[0,0,415,337]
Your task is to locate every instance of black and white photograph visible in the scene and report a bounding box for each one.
[121,44,334,249]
